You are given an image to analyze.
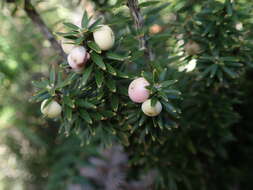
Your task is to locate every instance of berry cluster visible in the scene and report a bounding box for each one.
[128,77,162,117]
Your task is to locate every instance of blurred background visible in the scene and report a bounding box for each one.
[1,0,253,190]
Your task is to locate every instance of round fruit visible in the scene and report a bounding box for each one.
[149,24,163,34]
[93,25,115,51]
[184,41,201,56]
[61,39,75,54]
[68,46,90,72]
[141,99,162,117]
[128,77,150,103]
[41,99,62,118]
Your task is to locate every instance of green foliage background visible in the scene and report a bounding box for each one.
[0,0,253,190]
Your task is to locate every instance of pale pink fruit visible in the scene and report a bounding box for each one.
[128,77,150,103]
[67,46,90,72]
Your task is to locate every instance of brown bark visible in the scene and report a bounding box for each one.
[127,0,154,61]
[24,0,66,60]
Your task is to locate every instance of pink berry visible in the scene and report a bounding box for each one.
[128,77,150,103]
[67,46,90,72]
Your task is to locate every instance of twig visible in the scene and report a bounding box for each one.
[24,0,66,59]
[127,0,154,61]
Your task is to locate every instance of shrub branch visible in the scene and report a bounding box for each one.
[24,0,66,59]
[127,0,154,61]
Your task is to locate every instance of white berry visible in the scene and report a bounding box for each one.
[93,25,115,51]
[61,39,75,54]
[141,99,162,117]
[41,99,62,118]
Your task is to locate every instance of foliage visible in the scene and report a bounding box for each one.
[1,0,253,190]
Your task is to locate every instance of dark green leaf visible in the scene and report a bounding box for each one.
[89,18,102,32]
[87,41,101,53]
[49,66,56,85]
[81,11,89,28]
[80,110,93,124]
[151,98,158,107]
[106,52,128,61]
[111,94,119,111]
[161,80,177,88]
[81,65,93,85]
[222,66,238,78]
[106,64,117,76]
[106,78,116,92]
[139,1,159,7]
[95,70,104,88]
[63,22,80,30]
[91,52,106,70]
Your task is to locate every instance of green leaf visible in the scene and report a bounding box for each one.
[63,22,80,30]
[117,71,133,79]
[161,80,177,88]
[81,11,89,28]
[56,73,77,89]
[118,132,129,146]
[102,110,115,118]
[64,106,72,121]
[55,32,79,39]
[141,71,152,83]
[80,110,93,124]
[162,101,178,117]
[30,92,51,102]
[89,18,102,32]
[139,1,159,7]
[81,65,93,85]
[95,70,104,88]
[91,52,106,70]
[75,36,85,45]
[139,114,147,126]
[187,140,197,154]
[87,41,101,53]
[106,78,116,92]
[77,100,97,109]
[210,64,218,78]
[63,96,75,108]
[222,66,238,78]
[151,98,158,107]
[90,112,104,121]
[111,94,119,111]
[57,71,63,86]
[106,52,128,61]
[32,80,48,89]
[49,66,56,85]
[159,68,167,81]
[158,91,168,102]
[197,65,215,80]
[106,64,117,76]
[226,0,233,16]
[163,89,181,95]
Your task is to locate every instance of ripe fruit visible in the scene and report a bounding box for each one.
[41,99,62,118]
[93,25,115,50]
[184,41,201,56]
[141,99,162,117]
[61,39,75,54]
[68,46,90,72]
[149,24,163,34]
[128,77,150,103]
